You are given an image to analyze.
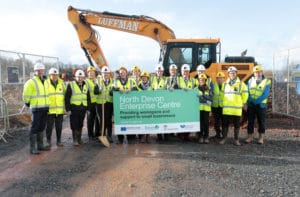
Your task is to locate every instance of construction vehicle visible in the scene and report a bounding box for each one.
[67,6,255,82]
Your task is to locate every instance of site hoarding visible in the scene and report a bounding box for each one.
[113,89,200,135]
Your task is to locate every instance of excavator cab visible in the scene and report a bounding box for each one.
[162,38,255,82]
[162,38,220,77]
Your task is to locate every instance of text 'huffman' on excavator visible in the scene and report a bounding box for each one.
[67,6,256,82]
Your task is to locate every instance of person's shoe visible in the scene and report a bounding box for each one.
[45,141,51,148]
[73,141,79,146]
[258,133,264,144]
[140,137,146,143]
[245,134,253,143]
[56,142,64,147]
[198,138,204,144]
[210,134,222,140]
[107,136,114,143]
[234,140,241,146]
[219,138,227,145]
[204,139,210,144]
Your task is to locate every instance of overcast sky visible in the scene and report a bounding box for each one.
[1,0,300,72]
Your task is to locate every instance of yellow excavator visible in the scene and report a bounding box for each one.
[67,6,255,82]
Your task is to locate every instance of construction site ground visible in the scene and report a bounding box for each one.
[0,114,299,197]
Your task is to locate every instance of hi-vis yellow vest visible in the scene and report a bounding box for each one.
[70,81,88,106]
[45,78,65,114]
[96,78,113,104]
[85,78,97,103]
[23,76,49,111]
[198,89,211,112]
[222,77,248,116]
[114,78,137,91]
[212,82,224,108]
[178,77,197,89]
[151,76,166,90]
[248,77,271,104]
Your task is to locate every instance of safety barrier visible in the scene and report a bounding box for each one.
[0,97,10,142]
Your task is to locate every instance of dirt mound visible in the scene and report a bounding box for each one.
[9,113,31,128]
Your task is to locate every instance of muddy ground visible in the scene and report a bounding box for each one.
[0,115,299,197]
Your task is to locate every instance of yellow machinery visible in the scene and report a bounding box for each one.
[67,6,255,82]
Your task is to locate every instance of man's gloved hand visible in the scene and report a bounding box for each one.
[25,103,30,107]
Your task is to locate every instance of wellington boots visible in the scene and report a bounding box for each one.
[37,133,50,151]
[245,134,254,143]
[56,130,63,147]
[258,133,264,144]
[72,130,79,146]
[77,129,83,145]
[219,128,228,145]
[30,134,40,154]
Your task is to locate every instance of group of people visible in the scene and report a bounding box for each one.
[23,61,270,155]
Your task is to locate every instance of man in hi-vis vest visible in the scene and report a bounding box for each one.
[23,62,50,154]
[65,69,91,146]
[45,68,66,147]
[219,66,248,146]
[245,65,271,144]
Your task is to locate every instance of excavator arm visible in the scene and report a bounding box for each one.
[67,6,176,69]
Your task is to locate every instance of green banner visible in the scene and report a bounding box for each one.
[113,89,200,134]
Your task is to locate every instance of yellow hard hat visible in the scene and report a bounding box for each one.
[140,71,150,78]
[198,73,207,79]
[253,65,263,73]
[132,65,140,72]
[87,66,96,72]
[216,71,225,78]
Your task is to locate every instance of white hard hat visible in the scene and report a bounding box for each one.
[34,62,45,71]
[48,68,59,75]
[196,64,206,71]
[169,64,177,70]
[155,64,164,71]
[228,66,237,73]
[75,69,85,77]
[101,66,111,73]
[181,64,190,72]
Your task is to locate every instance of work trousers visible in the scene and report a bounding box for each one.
[212,107,222,135]
[30,110,48,134]
[46,114,63,142]
[222,114,241,140]
[96,102,113,137]
[70,109,86,131]
[199,110,210,139]
[247,104,266,134]
[87,103,99,138]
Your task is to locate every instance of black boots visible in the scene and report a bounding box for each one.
[56,129,63,146]
[72,130,79,146]
[72,130,83,146]
[37,132,50,151]
[30,134,40,154]
[30,132,50,154]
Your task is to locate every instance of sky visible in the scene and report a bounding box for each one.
[1,0,300,72]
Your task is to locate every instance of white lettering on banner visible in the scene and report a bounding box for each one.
[97,17,139,32]
[119,96,139,104]
[141,96,164,103]
[157,101,181,108]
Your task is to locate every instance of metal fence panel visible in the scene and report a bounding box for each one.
[273,47,300,118]
[0,49,59,116]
